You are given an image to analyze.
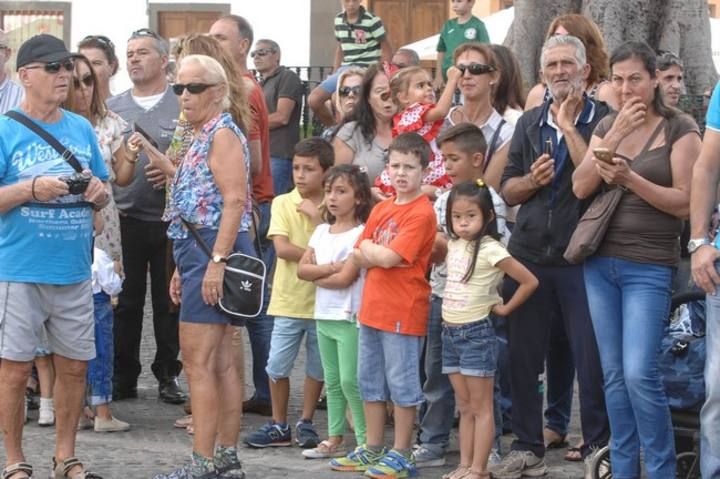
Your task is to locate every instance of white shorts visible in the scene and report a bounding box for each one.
[0,281,95,362]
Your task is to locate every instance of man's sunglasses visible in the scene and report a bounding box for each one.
[73,74,94,88]
[339,85,361,97]
[250,48,275,58]
[24,59,74,74]
[130,28,161,40]
[81,35,115,50]
[172,83,217,95]
[457,63,496,75]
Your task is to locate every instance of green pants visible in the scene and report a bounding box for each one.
[316,319,366,445]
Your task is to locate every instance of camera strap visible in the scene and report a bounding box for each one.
[5,110,84,173]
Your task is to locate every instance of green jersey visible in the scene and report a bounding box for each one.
[437,16,490,81]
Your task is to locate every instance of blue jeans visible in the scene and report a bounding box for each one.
[417,295,455,455]
[265,317,323,381]
[702,276,720,478]
[584,256,675,479]
[88,292,113,406]
[271,156,293,197]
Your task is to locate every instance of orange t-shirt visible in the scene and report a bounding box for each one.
[245,73,274,203]
[357,194,436,336]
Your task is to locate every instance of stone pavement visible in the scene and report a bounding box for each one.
[3,312,587,479]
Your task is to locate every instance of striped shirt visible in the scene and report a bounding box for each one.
[0,77,23,115]
[334,6,386,66]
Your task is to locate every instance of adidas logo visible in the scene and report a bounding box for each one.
[241,280,252,292]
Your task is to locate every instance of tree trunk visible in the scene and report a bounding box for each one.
[505,0,718,97]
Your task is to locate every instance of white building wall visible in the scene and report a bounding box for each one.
[9,0,312,94]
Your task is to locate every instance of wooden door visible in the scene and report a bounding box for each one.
[368,0,447,49]
[158,11,224,44]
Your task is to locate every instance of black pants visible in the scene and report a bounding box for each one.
[502,260,609,458]
[113,216,181,388]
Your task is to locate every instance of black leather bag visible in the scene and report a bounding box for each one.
[182,219,266,321]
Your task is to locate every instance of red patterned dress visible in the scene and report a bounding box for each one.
[374,102,452,195]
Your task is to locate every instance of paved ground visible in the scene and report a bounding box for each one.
[2,303,588,479]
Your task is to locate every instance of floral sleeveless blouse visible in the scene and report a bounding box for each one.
[164,112,252,239]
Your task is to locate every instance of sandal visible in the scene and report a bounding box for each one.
[1,463,32,479]
[442,464,470,479]
[543,428,568,449]
[51,457,102,479]
[564,446,583,462]
[464,470,490,479]
[174,415,193,428]
[301,440,347,459]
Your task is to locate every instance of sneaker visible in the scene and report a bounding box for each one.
[244,421,291,448]
[38,399,54,427]
[152,463,217,479]
[94,416,130,432]
[301,440,347,459]
[411,445,445,468]
[489,450,547,479]
[295,419,320,449]
[214,447,245,479]
[364,449,418,478]
[488,449,502,467]
[330,445,387,472]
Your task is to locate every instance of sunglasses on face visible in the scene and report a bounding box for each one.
[24,59,75,74]
[73,74,94,88]
[339,85,361,97]
[172,83,217,95]
[250,48,275,58]
[457,63,496,76]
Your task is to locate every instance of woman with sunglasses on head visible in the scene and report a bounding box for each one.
[78,35,119,102]
[525,14,618,111]
[62,53,141,434]
[333,63,396,191]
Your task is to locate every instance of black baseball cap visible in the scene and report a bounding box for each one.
[16,34,72,71]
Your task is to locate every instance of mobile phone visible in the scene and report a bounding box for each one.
[593,147,614,164]
[133,123,159,149]
[544,138,553,157]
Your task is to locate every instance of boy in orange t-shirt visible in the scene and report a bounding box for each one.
[330,133,436,477]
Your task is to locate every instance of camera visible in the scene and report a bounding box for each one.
[59,172,92,195]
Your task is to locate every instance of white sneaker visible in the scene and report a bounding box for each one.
[94,416,130,432]
[488,448,502,466]
[38,398,54,426]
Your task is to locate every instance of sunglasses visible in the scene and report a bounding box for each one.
[250,48,275,58]
[24,59,75,74]
[73,74,94,88]
[457,63,496,76]
[130,28,161,40]
[81,35,115,50]
[339,85,361,97]
[172,83,217,95]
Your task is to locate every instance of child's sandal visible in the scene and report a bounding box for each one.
[1,462,33,479]
[51,457,102,479]
[442,464,470,479]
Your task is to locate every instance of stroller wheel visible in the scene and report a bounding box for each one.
[590,445,612,479]
[676,451,700,479]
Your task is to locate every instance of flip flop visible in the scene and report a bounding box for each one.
[564,446,583,462]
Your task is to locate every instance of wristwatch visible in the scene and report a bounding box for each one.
[687,237,711,254]
[211,253,228,264]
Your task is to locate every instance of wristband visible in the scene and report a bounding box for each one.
[31,176,41,201]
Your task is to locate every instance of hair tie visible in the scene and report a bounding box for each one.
[476,178,485,188]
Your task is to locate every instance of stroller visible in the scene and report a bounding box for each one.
[588,290,706,479]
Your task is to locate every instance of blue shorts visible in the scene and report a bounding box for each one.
[357,324,424,407]
[265,317,324,381]
[441,319,497,377]
[173,228,255,326]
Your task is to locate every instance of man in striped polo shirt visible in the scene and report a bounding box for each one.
[308,0,392,127]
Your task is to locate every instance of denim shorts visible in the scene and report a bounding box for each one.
[265,317,324,381]
[442,319,497,377]
[173,228,255,326]
[357,324,424,407]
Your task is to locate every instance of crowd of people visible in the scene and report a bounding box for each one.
[0,0,719,479]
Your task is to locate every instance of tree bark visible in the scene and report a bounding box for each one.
[505,0,718,96]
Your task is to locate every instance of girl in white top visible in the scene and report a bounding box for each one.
[297,165,373,460]
[441,180,538,479]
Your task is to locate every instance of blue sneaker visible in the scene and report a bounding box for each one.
[330,445,387,472]
[365,449,418,478]
[244,421,291,448]
[295,419,320,449]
